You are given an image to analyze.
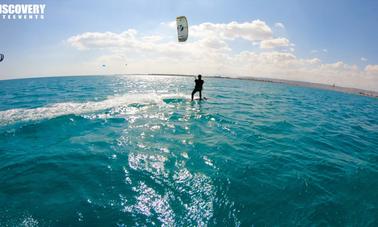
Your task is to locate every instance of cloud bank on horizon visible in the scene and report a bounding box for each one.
[66,19,378,91]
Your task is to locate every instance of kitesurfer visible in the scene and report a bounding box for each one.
[191,74,204,101]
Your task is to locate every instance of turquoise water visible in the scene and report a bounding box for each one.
[0,75,378,226]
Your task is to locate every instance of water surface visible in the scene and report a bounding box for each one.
[0,75,377,226]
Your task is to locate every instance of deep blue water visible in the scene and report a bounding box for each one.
[0,75,378,226]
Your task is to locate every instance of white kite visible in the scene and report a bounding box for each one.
[176,16,188,42]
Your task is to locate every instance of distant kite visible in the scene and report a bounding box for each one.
[176,16,188,42]
[102,64,106,67]
[0,53,4,62]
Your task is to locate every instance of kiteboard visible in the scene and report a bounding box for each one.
[193,97,208,101]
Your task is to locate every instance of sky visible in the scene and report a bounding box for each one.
[1,0,378,91]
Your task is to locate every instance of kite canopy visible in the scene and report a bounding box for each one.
[176,16,188,42]
[0,53,4,62]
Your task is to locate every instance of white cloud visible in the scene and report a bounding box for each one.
[365,65,378,75]
[311,49,328,54]
[67,29,139,50]
[274,22,285,29]
[66,20,378,91]
[190,20,273,41]
[361,57,368,62]
[260,38,290,49]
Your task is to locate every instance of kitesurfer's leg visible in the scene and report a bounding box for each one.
[191,89,196,101]
[199,90,202,100]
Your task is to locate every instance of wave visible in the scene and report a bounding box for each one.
[0,93,187,126]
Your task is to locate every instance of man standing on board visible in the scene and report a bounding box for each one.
[191,74,204,101]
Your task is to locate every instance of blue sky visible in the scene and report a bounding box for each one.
[1,0,378,90]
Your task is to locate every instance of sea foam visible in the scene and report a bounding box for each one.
[0,93,187,126]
